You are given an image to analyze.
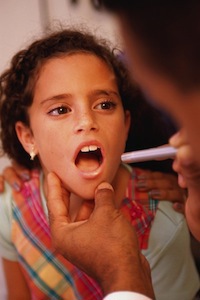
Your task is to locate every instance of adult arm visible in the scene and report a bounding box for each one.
[170,130,200,241]
[46,172,155,299]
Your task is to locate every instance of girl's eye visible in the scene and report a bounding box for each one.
[95,101,116,110]
[48,106,71,116]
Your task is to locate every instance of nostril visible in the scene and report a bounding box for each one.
[74,120,98,133]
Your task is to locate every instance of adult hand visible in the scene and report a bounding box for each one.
[46,172,155,299]
[170,130,200,241]
[170,130,200,188]
[136,170,186,214]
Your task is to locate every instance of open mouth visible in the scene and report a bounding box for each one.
[75,145,103,172]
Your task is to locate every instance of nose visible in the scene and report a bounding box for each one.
[74,109,99,134]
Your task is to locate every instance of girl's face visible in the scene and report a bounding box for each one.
[17,53,130,199]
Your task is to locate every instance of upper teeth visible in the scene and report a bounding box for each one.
[81,145,99,152]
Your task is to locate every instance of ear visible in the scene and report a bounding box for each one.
[124,110,131,139]
[15,121,38,156]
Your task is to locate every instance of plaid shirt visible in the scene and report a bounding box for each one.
[120,168,158,249]
[11,168,158,299]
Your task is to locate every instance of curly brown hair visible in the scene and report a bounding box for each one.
[0,28,136,169]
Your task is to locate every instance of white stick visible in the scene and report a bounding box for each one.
[121,146,177,163]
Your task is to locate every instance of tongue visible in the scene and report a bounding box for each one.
[76,152,100,172]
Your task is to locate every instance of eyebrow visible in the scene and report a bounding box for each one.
[89,89,120,98]
[40,89,120,105]
[40,93,72,105]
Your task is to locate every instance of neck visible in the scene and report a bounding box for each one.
[111,164,131,208]
[42,164,131,220]
[42,172,84,221]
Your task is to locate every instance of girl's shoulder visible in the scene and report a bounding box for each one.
[0,182,13,221]
[0,182,18,260]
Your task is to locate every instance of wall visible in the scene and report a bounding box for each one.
[0,0,43,172]
[0,2,43,297]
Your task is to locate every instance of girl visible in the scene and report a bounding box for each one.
[0,28,199,300]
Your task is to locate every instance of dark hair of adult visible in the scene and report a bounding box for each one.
[102,0,200,91]
[126,94,177,173]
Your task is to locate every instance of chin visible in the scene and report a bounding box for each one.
[80,189,96,201]
[69,184,96,200]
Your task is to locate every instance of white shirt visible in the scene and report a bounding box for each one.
[104,291,151,300]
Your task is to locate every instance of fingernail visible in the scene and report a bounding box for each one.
[97,182,114,191]
[149,189,161,198]
[12,182,20,192]
[169,132,180,145]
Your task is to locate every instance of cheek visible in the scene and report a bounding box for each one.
[38,143,72,180]
[34,126,68,163]
[110,118,128,151]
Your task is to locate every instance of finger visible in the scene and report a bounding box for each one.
[94,182,115,210]
[142,172,180,187]
[137,178,173,191]
[16,169,31,181]
[2,166,22,191]
[172,159,188,188]
[75,200,95,221]
[169,131,181,147]
[139,170,170,180]
[177,144,195,167]
[46,172,71,223]
[137,169,153,179]
[10,160,31,181]
[153,172,178,182]
[177,173,188,188]
[149,171,165,179]
[0,175,4,193]
[169,130,188,148]
[149,188,186,203]
[172,158,180,174]
[136,171,180,191]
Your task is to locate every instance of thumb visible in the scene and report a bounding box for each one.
[94,182,116,210]
[47,172,70,222]
[75,200,95,221]
[169,131,181,147]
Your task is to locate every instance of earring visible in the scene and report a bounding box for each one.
[30,146,36,161]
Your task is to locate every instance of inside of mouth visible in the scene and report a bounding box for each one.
[75,148,103,172]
